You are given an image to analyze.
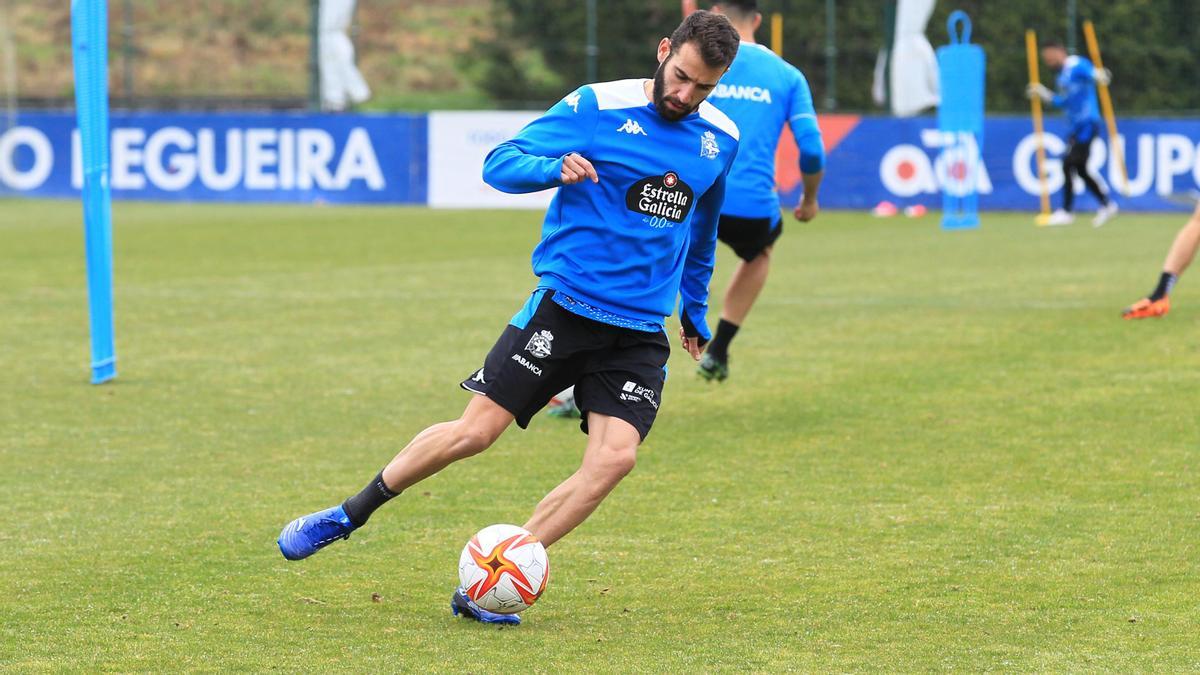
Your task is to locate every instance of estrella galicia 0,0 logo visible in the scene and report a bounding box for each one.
[625,172,694,223]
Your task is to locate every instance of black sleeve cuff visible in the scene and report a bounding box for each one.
[680,313,709,348]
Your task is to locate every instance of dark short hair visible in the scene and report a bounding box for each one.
[669,10,740,69]
[714,0,758,16]
[1042,39,1065,50]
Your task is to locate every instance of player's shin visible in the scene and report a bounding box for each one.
[524,421,638,547]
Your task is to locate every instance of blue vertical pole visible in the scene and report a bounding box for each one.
[71,0,117,384]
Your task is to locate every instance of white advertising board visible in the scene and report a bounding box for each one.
[427,111,553,209]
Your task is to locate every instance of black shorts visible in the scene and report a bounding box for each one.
[1065,136,1091,169]
[460,291,669,440]
[1065,123,1099,167]
[717,214,783,261]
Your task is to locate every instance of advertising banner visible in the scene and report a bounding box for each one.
[427,111,547,209]
[777,116,1200,212]
[0,112,426,203]
[5,110,1200,213]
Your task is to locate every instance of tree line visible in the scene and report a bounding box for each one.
[470,0,1200,115]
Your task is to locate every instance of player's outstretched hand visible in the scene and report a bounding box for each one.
[1026,83,1053,103]
[794,197,819,222]
[561,153,599,185]
[1095,68,1112,86]
[679,327,705,361]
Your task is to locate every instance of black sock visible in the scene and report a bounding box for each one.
[707,319,740,362]
[342,471,400,527]
[1149,272,1178,301]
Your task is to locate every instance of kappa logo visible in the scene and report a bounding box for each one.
[524,330,554,359]
[564,91,581,113]
[617,119,648,136]
[700,130,720,160]
[471,368,486,384]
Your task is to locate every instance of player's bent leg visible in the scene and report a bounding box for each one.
[277,396,514,561]
[702,245,773,382]
[1121,204,1200,319]
[382,394,514,492]
[1164,205,1200,276]
[721,245,773,326]
[522,413,640,548]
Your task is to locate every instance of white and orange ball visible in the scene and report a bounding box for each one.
[458,524,549,614]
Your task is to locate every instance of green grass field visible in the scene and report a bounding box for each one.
[2,200,1198,671]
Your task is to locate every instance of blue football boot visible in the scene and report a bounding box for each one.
[450,587,522,626]
[277,504,357,561]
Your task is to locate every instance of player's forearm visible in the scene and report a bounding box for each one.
[482,143,564,194]
[800,170,823,203]
[1163,208,1200,275]
[679,228,717,341]
[679,238,715,340]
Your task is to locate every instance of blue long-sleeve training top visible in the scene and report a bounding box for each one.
[1052,55,1103,142]
[707,42,825,220]
[482,79,740,341]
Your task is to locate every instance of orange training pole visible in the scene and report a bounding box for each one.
[1026,29,1052,225]
[1083,20,1129,196]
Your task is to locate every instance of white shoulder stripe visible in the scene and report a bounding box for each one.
[699,101,740,141]
[591,79,652,111]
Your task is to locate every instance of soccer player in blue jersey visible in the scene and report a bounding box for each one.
[276,11,741,625]
[1028,40,1118,227]
[696,0,825,382]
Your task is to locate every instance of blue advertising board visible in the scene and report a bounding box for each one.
[0,112,426,203]
[778,115,1200,213]
[4,110,1200,212]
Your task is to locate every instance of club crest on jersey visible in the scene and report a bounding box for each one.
[524,330,554,359]
[625,172,694,224]
[700,131,720,160]
[564,91,581,113]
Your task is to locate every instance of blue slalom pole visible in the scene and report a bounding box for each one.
[71,0,116,383]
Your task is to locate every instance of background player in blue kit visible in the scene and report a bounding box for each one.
[1028,39,1119,228]
[697,0,825,382]
[276,11,740,625]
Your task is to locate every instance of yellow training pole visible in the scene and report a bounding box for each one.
[771,13,783,56]
[1026,30,1052,225]
[1083,20,1129,196]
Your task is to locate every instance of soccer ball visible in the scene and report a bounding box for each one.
[458,524,549,614]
